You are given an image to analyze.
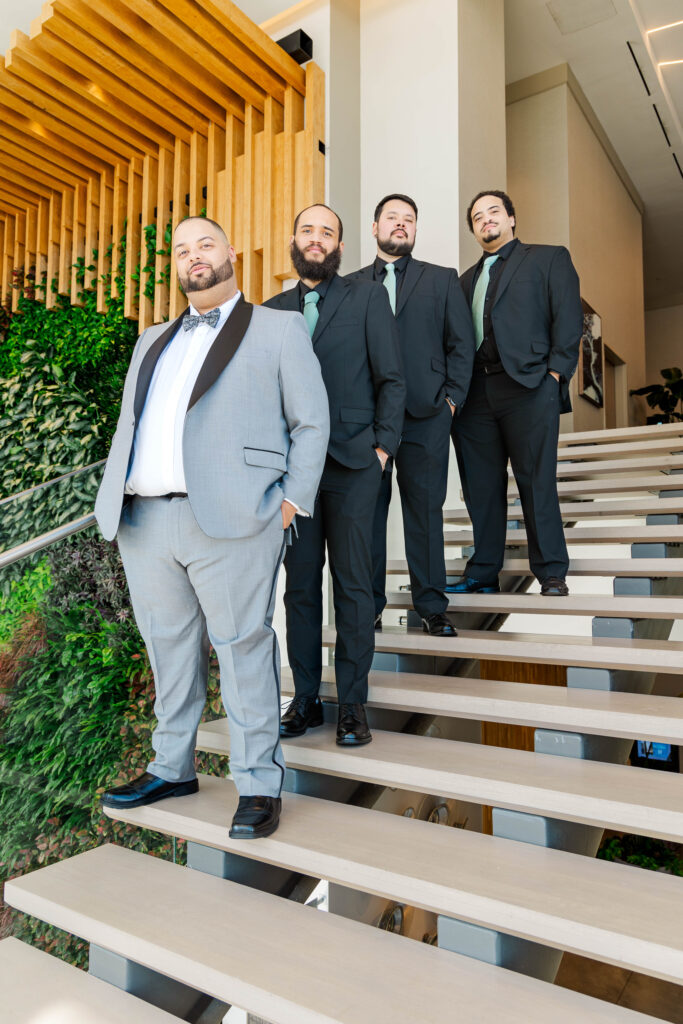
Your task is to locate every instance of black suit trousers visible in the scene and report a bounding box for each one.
[284,455,382,705]
[452,371,568,583]
[372,403,451,617]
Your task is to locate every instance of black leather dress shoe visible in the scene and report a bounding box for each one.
[101,772,198,809]
[421,612,457,637]
[280,695,324,738]
[229,795,281,839]
[541,576,569,596]
[445,575,500,594]
[336,703,372,746]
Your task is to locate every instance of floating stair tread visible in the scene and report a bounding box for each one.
[559,423,683,446]
[388,557,683,578]
[103,774,683,985]
[197,720,683,841]
[385,591,683,619]
[511,475,683,497]
[4,845,660,1024]
[443,525,683,545]
[280,667,683,744]
[556,436,683,460]
[526,454,683,479]
[334,623,683,674]
[444,496,683,522]
[0,937,181,1023]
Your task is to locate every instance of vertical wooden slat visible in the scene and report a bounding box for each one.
[70,182,87,305]
[12,211,26,312]
[111,163,128,302]
[124,157,143,321]
[97,170,114,313]
[25,204,38,297]
[58,189,74,296]
[303,62,325,209]
[189,131,208,217]
[206,121,226,222]
[154,146,174,323]
[138,153,158,332]
[84,175,100,292]
[169,138,190,319]
[35,198,49,298]
[262,95,284,300]
[2,215,15,308]
[0,219,5,308]
[281,84,304,279]
[242,105,264,304]
[45,193,61,310]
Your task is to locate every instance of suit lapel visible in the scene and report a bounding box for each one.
[187,295,254,410]
[312,274,349,344]
[491,242,530,309]
[133,313,184,426]
[273,286,300,312]
[395,257,425,316]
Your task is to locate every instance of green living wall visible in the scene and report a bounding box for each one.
[0,241,227,966]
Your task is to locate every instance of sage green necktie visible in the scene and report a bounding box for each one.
[471,253,500,349]
[303,289,320,337]
[383,261,397,314]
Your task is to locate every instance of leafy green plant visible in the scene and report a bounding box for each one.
[598,833,683,875]
[630,367,683,423]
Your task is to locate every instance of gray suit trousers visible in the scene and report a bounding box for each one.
[117,495,287,797]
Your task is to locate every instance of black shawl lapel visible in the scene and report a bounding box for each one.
[187,295,253,410]
[133,313,185,426]
[312,274,349,344]
[491,243,530,309]
[395,257,425,316]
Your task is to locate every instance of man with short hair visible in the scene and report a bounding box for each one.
[450,190,582,597]
[348,194,474,635]
[96,216,329,840]
[265,204,405,747]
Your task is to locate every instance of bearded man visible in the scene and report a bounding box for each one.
[96,216,329,839]
[264,204,405,747]
[348,194,474,636]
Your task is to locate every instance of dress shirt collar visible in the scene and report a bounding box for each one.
[186,290,242,332]
[477,237,518,269]
[374,252,411,276]
[298,276,333,305]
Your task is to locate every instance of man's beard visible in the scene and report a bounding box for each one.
[377,230,414,258]
[179,256,234,294]
[290,239,342,281]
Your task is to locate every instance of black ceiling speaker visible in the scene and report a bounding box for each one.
[277,29,313,65]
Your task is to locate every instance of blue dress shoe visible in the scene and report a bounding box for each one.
[101,771,198,809]
[445,575,500,594]
[229,795,281,839]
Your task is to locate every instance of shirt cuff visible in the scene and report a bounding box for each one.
[283,498,310,517]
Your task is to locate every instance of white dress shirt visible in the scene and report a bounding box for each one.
[126,293,241,496]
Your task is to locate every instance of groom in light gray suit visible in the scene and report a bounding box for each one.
[97,216,329,839]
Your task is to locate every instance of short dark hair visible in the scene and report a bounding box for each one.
[373,193,418,223]
[293,204,343,241]
[466,190,516,234]
[174,215,229,244]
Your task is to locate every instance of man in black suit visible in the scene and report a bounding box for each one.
[348,194,474,636]
[450,190,582,597]
[264,204,405,746]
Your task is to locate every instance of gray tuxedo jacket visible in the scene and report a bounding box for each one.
[95,297,330,541]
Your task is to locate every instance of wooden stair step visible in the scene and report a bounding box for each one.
[345,623,683,674]
[0,937,181,1023]
[388,556,683,578]
[104,773,683,985]
[540,454,683,479]
[511,475,683,497]
[281,667,683,744]
[4,845,660,1024]
[556,436,683,461]
[559,423,683,446]
[444,496,683,523]
[443,525,683,546]
[385,590,683,619]
[197,721,683,841]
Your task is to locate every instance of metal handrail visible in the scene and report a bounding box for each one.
[0,513,96,570]
[0,460,106,507]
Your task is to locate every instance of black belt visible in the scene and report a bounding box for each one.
[134,492,188,499]
[474,361,505,376]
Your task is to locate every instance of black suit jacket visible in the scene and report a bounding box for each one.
[263,274,405,469]
[460,242,582,413]
[347,258,475,418]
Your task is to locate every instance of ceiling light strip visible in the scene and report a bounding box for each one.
[647,19,683,34]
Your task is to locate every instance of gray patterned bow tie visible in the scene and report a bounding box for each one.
[182,308,220,331]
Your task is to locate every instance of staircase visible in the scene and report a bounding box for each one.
[4,422,683,1023]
